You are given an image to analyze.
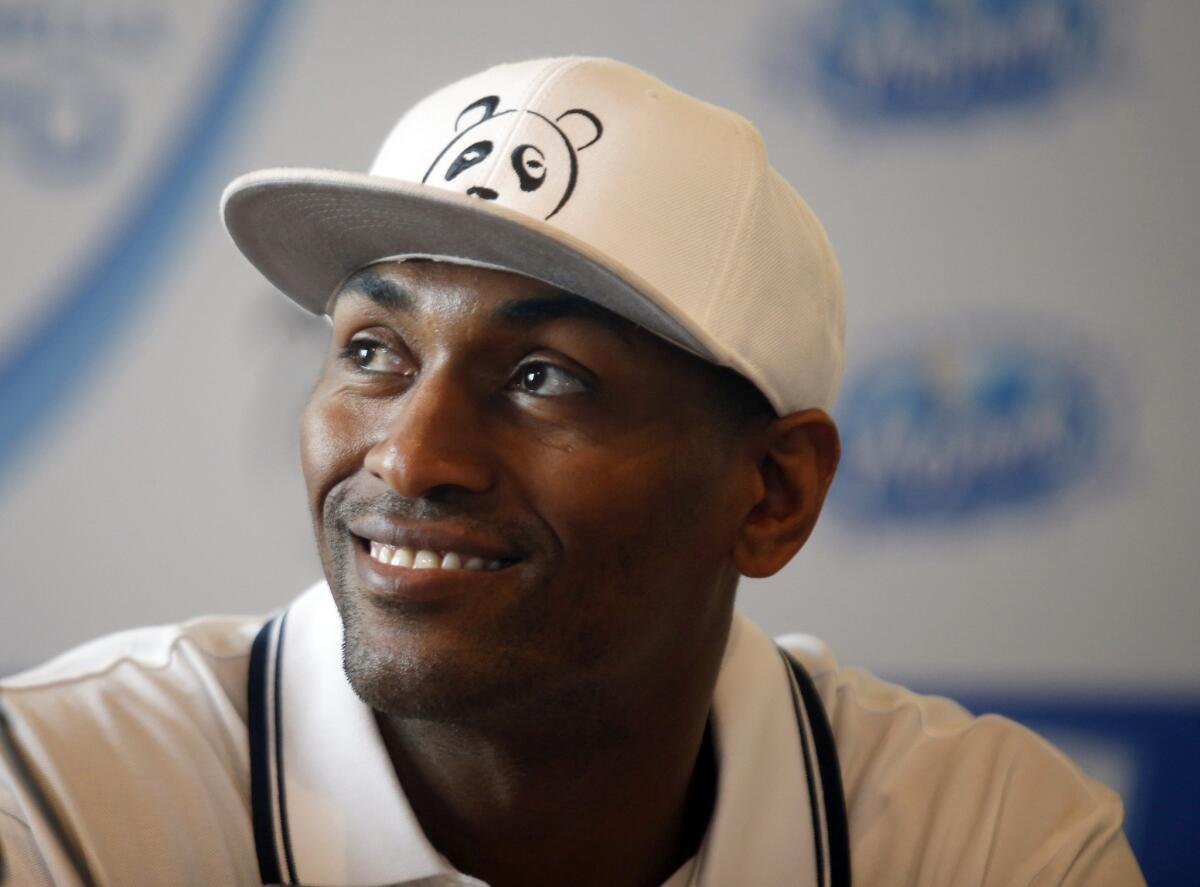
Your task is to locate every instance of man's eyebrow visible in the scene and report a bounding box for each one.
[331,277,632,338]
[494,292,632,334]
[331,271,413,312]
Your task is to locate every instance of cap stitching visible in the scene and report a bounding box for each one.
[704,112,760,329]
[702,113,785,411]
[480,57,590,197]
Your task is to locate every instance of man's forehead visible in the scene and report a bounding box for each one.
[329,260,639,337]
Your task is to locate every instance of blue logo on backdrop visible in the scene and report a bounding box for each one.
[0,0,289,490]
[790,0,1108,121]
[0,5,167,182]
[831,316,1124,525]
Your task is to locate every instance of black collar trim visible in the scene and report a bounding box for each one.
[780,647,852,887]
[248,612,297,886]
[248,615,850,887]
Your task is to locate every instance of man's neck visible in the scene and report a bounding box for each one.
[374,703,717,887]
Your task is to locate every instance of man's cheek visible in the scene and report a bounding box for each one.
[551,453,692,555]
[301,396,367,499]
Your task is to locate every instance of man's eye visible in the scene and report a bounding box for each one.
[512,362,587,397]
[341,339,403,373]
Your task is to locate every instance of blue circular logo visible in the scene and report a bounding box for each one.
[782,0,1109,121]
[832,317,1123,525]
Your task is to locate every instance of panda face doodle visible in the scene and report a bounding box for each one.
[422,95,603,221]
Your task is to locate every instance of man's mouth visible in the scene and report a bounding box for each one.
[366,540,507,572]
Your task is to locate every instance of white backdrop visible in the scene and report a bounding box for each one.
[2,0,1197,698]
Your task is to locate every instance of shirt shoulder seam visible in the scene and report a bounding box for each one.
[0,623,261,695]
[0,805,32,832]
[826,667,1021,741]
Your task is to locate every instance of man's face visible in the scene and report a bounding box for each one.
[301,260,757,727]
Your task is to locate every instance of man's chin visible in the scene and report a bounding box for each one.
[326,552,605,731]
[336,598,523,724]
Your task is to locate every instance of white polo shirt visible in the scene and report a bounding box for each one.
[0,583,1144,886]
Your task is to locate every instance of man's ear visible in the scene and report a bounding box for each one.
[733,409,840,578]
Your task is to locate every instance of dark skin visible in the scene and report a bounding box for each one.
[300,260,839,887]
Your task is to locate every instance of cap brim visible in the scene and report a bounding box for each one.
[221,168,716,360]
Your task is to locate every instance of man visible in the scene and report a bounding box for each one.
[0,58,1143,886]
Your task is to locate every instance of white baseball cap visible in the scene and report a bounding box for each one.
[222,56,844,413]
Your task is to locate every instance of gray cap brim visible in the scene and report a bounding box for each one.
[221,168,713,359]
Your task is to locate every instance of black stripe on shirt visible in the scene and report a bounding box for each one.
[273,610,298,885]
[780,648,852,887]
[248,616,282,885]
[781,649,828,887]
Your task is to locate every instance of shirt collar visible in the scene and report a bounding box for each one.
[696,606,819,884]
[255,582,823,887]
[278,582,458,885]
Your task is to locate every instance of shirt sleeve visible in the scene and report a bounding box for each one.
[1021,796,1145,887]
[0,778,55,887]
[806,660,1148,887]
[964,727,1146,887]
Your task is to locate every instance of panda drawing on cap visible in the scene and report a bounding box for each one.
[422,95,603,220]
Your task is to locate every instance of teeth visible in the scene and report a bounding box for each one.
[413,549,440,569]
[368,542,506,571]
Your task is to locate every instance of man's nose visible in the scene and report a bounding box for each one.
[363,372,495,499]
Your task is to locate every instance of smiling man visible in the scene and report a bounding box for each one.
[306,259,802,887]
[0,58,1143,886]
